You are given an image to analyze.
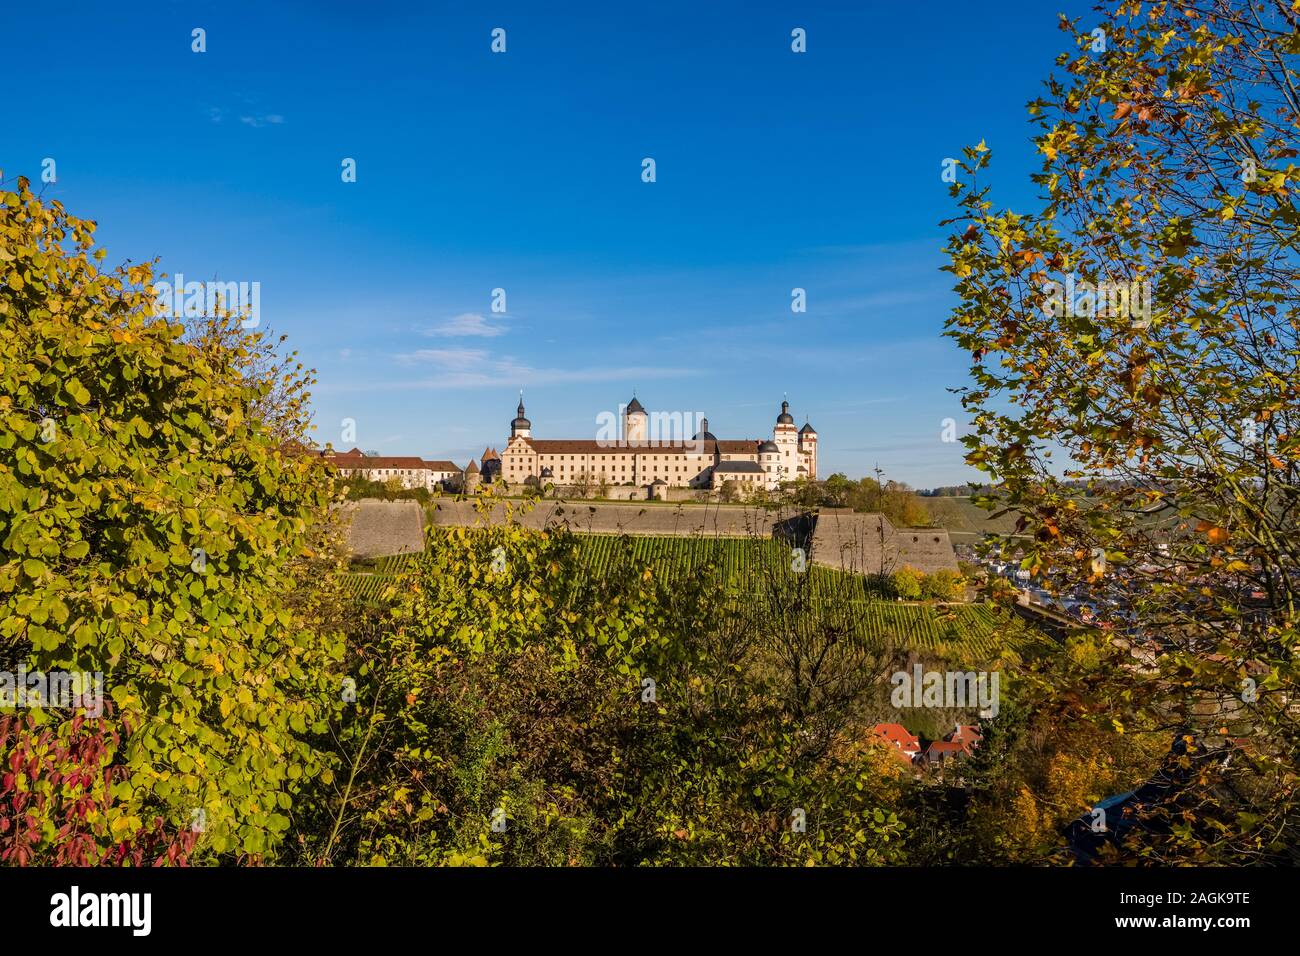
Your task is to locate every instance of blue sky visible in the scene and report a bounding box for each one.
[7,0,1095,487]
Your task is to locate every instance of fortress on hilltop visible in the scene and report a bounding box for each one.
[495,393,818,496]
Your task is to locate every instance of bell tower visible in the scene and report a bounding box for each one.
[773,398,798,484]
[624,394,647,444]
[510,391,532,439]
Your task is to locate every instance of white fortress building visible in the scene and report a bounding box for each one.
[499,394,817,495]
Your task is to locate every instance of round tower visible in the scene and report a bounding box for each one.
[624,395,647,444]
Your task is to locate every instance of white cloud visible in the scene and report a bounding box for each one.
[239,114,285,128]
[338,347,694,391]
[422,312,507,338]
[396,348,492,369]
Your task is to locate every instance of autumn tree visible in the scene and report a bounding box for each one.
[182,314,316,445]
[813,473,932,527]
[944,0,1300,862]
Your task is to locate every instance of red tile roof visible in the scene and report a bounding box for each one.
[873,723,921,764]
[327,455,461,472]
[331,455,427,469]
[513,438,761,456]
[873,723,920,750]
[947,725,983,749]
[924,741,968,763]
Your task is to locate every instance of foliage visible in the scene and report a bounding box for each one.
[0,178,343,861]
[942,1,1300,862]
[348,533,1048,658]
[182,314,315,444]
[921,568,966,601]
[0,709,197,865]
[304,510,912,866]
[890,566,924,601]
[817,474,932,526]
[339,475,432,503]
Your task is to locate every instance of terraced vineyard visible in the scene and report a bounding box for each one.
[573,534,893,601]
[342,533,1053,659]
[376,552,422,574]
[337,572,400,602]
[808,599,1034,657]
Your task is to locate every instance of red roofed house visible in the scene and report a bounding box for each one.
[922,724,984,766]
[873,723,922,764]
[922,741,968,766]
[947,724,983,752]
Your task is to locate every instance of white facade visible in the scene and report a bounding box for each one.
[326,449,462,490]
[499,396,818,493]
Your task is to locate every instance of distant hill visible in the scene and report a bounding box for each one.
[923,496,1024,539]
[924,493,1187,542]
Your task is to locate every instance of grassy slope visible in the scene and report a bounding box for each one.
[922,496,1025,538]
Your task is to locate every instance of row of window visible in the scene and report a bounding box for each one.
[344,468,456,477]
[509,464,704,473]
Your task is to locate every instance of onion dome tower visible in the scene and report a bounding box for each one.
[510,392,532,439]
[772,398,798,484]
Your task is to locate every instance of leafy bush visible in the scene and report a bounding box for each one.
[0,710,197,865]
[889,566,924,600]
[0,179,343,861]
[304,513,910,866]
[341,476,432,503]
[921,569,965,601]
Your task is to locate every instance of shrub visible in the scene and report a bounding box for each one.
[0,179,343,861]
[889,566,923,600]
[921,569,965,601]
[0,710,197,866]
